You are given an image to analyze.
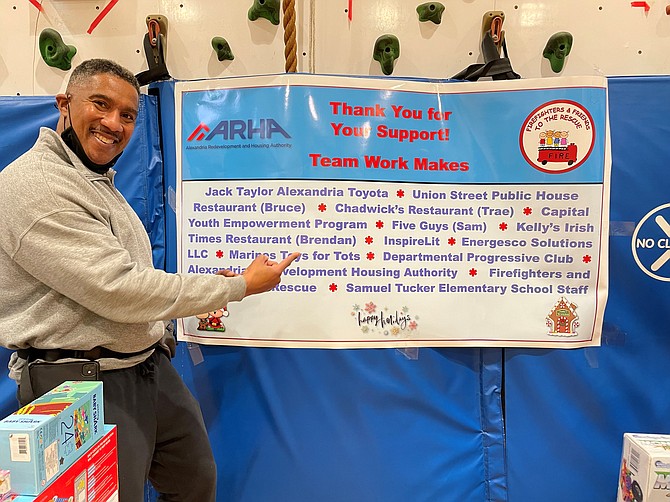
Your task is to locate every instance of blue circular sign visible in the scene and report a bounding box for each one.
[632,203,670,281]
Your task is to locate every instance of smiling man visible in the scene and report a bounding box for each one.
[56,65,139,169]
[0,59,299,501]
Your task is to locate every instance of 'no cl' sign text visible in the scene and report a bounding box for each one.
[632,203,670,280]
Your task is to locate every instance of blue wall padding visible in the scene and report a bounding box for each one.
[504,76,670,501]
[153,79,503,502]
[152,82,177,274]
[0,97,58,167]
[178,345,497,501]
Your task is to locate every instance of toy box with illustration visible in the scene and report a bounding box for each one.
[618,433,670,502]
[7,424,117,502]
[0,381,104,495]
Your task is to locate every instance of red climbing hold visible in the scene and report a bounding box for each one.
[28,0,44,13]
[631,1,650,13]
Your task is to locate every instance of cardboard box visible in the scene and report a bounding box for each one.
[8,425,118,502]
[0,381,104,495]
[618,433,670,502]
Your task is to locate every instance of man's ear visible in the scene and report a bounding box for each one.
[54,94,69,134]
[54,93,69,114]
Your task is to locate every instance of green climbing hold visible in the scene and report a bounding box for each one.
[39,28,77,71]
[416,2,445,24]
[373,34,400,76]
[543,32,573,73]
[248,0,280,25]
[212,37,234,61]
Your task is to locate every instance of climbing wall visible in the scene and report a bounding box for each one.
[2,0,670,95]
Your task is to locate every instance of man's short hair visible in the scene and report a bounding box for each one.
[66,59,140,95]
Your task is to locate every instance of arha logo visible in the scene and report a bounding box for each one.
[187,119,291,142]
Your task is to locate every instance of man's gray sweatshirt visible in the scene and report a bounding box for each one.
[0,128,246,380]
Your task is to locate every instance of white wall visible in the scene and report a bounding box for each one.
[2,0,669,96]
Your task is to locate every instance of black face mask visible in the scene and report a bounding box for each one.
[60,103,122,174]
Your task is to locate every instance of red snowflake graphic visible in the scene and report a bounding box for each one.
[365,236,373,245]
[376,220,384,229]
[396,189,405,198]
[469,268,477,277]
[523,207,532,215]
[329,283,338,292]
[367,252,375,260]
[318,203,327,212]
[409,321,418,331]
[216,250,223,258]
[583,255,592,263]
[499,222,508,231]
[365,302,377,313]
[448,237,456,246]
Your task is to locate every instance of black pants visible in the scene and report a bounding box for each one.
[21,350,217,502]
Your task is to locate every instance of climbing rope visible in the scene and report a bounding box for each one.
[283,0,297,73]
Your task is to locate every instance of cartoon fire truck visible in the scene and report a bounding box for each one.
[537,143,578,165]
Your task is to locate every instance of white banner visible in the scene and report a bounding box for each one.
[175,74,610,348]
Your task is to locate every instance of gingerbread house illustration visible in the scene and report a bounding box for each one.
[546,297,579,337]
